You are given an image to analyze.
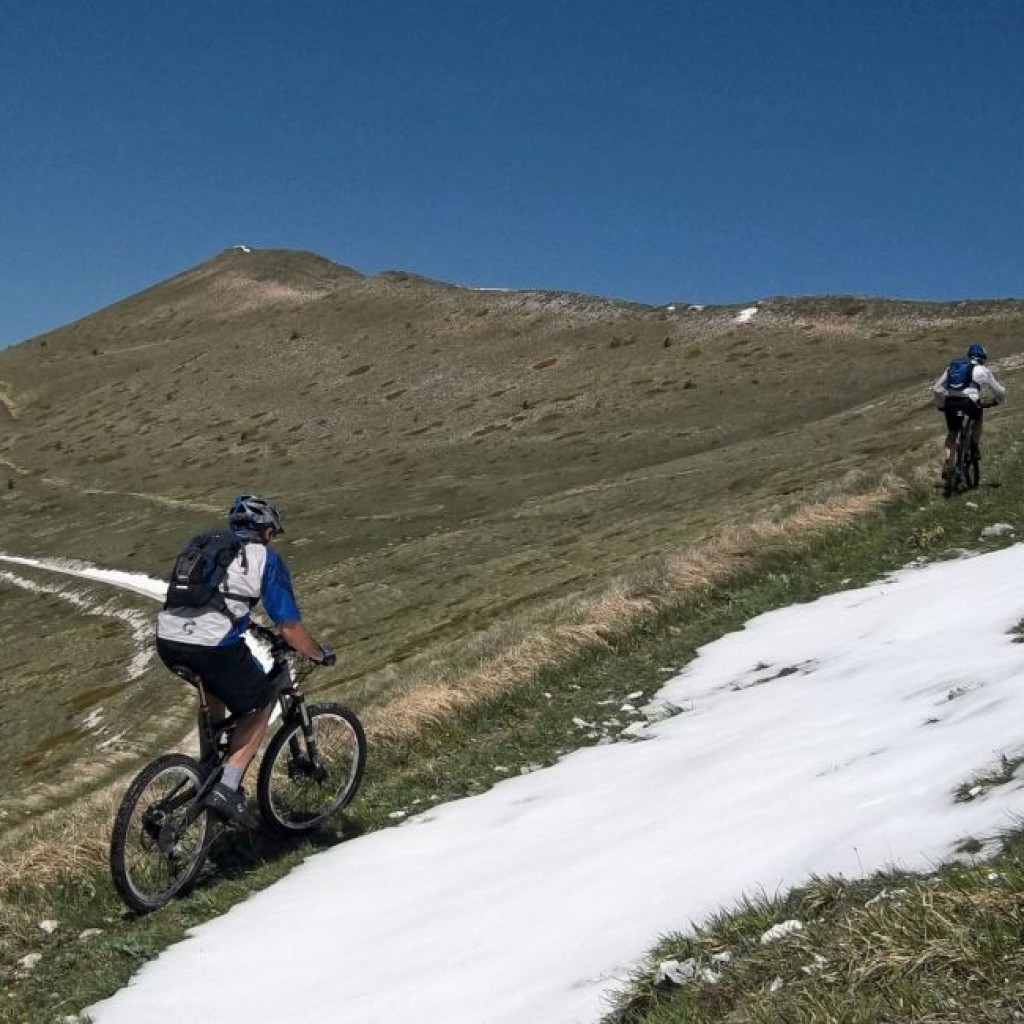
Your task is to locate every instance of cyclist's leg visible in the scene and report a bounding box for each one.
[224,704,273,777]
[199,694,228,762]
[972,407,984,455]
[201,642,277,783]
[941,403,963,477]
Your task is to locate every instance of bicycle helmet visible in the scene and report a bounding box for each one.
[228,494,285,538]
[967,342,988,363]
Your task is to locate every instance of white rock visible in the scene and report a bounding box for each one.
[642,701,679,723]
[619,722,648,739]
[710,950,733,964]
[78,928,104,940]
[769,976,784,992]
[572,717,595,729]
[760,919,803,944]
[39,919,59,934]
[865,887,907,907]
[981,522,1015,539]
[626,690,644,700]
[388,810,407,820]
[15,952,42,975]
[656,958,698,986]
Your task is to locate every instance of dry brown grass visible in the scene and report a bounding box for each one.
[0,787,120,957]
[662,483,901,592]
[0,789,120,893]
[365,482,900,744]
[366,581,656,742]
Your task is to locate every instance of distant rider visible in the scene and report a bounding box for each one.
[931,342,1006,480]
[155,495,334,826]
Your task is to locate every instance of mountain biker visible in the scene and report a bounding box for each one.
[155,495,334,826]
[931,342,1006,480]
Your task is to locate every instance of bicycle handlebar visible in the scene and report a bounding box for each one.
[247,622,312,660]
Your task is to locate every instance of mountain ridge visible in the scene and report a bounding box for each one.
[10,246,1023,359]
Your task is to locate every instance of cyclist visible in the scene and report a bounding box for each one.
[155,495,334,826]
[931,342,1006,480]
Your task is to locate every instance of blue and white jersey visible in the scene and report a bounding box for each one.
[932,362,1007,406]
[156,540,302,647]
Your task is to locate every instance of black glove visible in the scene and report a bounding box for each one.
[318,644,336,667]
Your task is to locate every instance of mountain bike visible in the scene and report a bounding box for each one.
[109,624,366,913]
[943,399,995,498]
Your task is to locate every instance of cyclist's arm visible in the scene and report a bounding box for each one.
[977,366,1006,405]
[279,620,328,662]
[931,371,948,397]
[260,549,329,662]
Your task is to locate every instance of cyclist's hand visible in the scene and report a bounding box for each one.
[317,644,336,667]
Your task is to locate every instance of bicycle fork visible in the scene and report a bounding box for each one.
[285,697,328,783]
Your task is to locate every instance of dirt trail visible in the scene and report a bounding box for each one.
[0,379,19,419]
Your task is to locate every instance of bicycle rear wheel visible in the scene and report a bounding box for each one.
[966,450,980,489]
[256,702,366,835]
[110,753,213,913]
[945,426,972,497]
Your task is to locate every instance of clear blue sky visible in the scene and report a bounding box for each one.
[2,0,1022,348]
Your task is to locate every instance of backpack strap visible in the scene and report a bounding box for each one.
[212,543,258,625]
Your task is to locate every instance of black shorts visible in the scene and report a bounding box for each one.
[943,395,981,434]
[156,637,275,715]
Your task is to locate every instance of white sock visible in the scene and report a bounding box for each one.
[221,764,243,790]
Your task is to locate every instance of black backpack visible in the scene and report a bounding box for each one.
[164,530,252,621]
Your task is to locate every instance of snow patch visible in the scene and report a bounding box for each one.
[0,554,166,601]
[87,543,1024,1024]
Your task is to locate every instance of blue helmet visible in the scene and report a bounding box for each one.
[228,494,284,539]
[967,342,988,363]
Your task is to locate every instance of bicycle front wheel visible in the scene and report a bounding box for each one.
[257,702,366,835]
[109,753,212,913]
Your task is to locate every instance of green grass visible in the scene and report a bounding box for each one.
[1,436,1023,1022]
[604,854,1024,1024]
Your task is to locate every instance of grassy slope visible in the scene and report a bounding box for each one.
[1,250,1024,1020]
[0,432,1021,1023]
[3,248,1024,821]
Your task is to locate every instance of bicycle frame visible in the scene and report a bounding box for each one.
[159,638,311,845]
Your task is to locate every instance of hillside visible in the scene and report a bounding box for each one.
[2,247,1024,817]
[3,249,1024,1021]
